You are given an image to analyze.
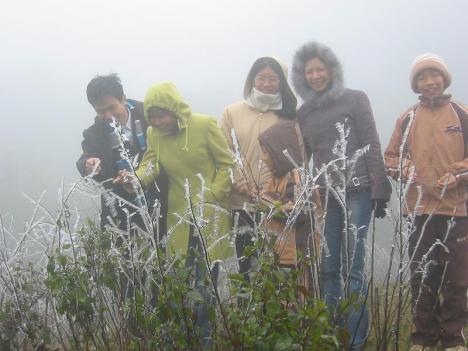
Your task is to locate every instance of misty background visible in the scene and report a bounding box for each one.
[1,0,467,236]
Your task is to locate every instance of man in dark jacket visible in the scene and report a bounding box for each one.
[77,74,167,238]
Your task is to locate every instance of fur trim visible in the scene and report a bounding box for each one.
[292,41,345,108]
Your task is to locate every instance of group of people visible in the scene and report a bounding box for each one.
[77,41,468,351]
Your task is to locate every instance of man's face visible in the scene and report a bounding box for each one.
[149,112,178,134]
[305,58,331,93]
[93,95,128,122]
[415,68,446,99]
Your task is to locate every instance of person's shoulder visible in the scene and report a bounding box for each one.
[223,101,250,114]
[396,104,419,123]
[296,100,318,121]
[127,99,145,119]
[127,99,143,109]
[345,89,369,101]
[191,113,216,125]
[82,117,103,138]
[297,102,308,115]
[451,100,468,113]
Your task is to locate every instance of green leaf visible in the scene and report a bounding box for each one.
[274,336,293,351]
[46,261,55,274]
[266,300,281,317]
[187,289,204,303]
[57,255,68,267]
[207,304,216,321]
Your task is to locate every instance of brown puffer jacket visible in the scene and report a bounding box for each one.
[258,120,303,178]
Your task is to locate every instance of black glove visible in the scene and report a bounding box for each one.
[373,199,388,219]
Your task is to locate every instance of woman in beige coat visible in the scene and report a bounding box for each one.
[219,56,299,275]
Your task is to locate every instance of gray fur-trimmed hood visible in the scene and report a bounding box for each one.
[292,41,345,108]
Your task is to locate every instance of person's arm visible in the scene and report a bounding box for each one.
[296,107,313,161]
[135,127,160,188]
[219,107,235,151]
[219,106,251,196]
[447,157,468,184]
[206,117,234,203]
[384,109,416,183]
[384,119,403,181]
[76,129,105,181]
[352,91,391,200]
[443,103,468,186]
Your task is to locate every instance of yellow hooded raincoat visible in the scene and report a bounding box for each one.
[137,82,234,262]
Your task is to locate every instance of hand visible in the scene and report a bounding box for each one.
[373,199,388,219]
[401,159,417,182]
[85,157,101,174]
[437,172,458,189]
[113,170,136,193]
[387,159,417,182]
[386,167,399,180]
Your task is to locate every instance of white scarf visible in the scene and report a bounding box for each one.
[245,88,282,112]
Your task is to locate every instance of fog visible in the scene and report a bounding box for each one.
[1,0,467,230]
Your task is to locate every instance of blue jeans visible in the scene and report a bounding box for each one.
[320,187,372,349]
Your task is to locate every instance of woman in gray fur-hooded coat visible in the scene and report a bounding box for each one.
[292,41,391,350]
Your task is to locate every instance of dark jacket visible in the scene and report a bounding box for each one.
[292,42,391,200]
[77,99,168,233]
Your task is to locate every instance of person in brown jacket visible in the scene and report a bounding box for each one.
[257,120,321,295]
[385,53,468,351]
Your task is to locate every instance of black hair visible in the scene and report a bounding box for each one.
[244,57,297,119]
[86,74,124,106]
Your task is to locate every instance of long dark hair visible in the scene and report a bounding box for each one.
[244,57,297,119]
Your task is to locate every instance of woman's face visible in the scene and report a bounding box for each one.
[149,111,178,134]
[253,67,280,95]
[305,58,331,93]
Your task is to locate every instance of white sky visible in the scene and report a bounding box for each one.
[1,0,467,227]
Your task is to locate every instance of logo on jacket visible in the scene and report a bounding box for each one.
[444,125,462,134]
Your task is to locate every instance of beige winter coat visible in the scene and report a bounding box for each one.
[384,98,468,216]
[220,102,303,210]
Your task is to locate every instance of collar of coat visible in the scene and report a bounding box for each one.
[418,94,452,108]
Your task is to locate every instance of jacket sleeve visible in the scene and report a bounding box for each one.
[296,107,313,161]
[136,127,160,188]
[384,108,418,183]
[384,115,404,180]
[353,91,392,200]
[76,129,106,182]
[219,107,235,151]
[448,102,468,182]
[449,159,468,182]
[206,117,234,203]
